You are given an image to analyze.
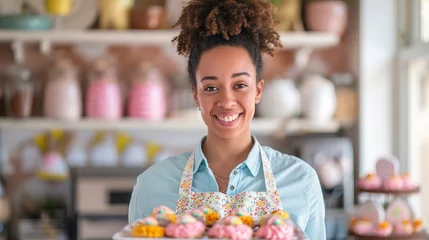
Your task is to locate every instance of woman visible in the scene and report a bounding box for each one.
[128,0,326,239]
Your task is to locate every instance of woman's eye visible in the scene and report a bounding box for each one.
[204,86,218,92]
[235,83,248,89]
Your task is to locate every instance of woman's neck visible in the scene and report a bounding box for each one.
[202,131,254,175]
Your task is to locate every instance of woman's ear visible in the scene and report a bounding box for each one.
[191,84,200,109]
[256,79,264,104]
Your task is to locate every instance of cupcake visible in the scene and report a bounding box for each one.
[352,220,373,235]
[414,219,423,232]
[255,215,294,240]
[393,219,414,235]
[188,208,206,225]
[358,173,382,190]
[271,209,290,219]
[151,205,175,215]
[383,175,405,191]
[200,206,220,226]
[165,214,206,239]
[153,212,176,227]
[207,216,253,240]
[131,217,165,238]
[401,174,418,190]
[375,221,392,237]
[229,208,254,227]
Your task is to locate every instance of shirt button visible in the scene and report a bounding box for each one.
[233,170,238,175]
[230,185,235,190]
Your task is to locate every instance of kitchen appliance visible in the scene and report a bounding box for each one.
[70,167,146,240]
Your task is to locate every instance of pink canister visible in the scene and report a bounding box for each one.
[127,62,166,120]
[86,57,122,120]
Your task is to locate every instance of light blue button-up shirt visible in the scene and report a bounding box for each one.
[129,137,326,240]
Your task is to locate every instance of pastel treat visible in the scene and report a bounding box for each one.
[151,205,175,215]
[375,221,392,237]
[358,173,382,190]
[188,208,206,225]
[386,199,412,225]
[393,220,414,235]
[271,209,290,219]
[153,212,176,227]
[165,214,205,239]
[200,206,220,226]
[352,220,373,235]
[229,208,254,227]
[131,217,165,238]
[414,219,424,232]
[207,216,253,240]
[383,174,405,191]
[401,173,418,190]
[376,156,399,181]
[255,215,294,240]
[356,200,385,225]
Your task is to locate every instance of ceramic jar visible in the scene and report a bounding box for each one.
[127,61,167,120]
[44,56,82,120]
[300,74,336,122]
[4,64,34,118]
[86,57,122,120]
[256,78,301,119]
[305,0,348,37]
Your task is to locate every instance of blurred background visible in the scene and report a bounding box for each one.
[0,0,426,239]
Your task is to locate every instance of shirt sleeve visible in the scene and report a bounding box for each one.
[128,174,149,223]
[304,168,326,240]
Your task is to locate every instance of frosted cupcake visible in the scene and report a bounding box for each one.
[358,173,382,190]
[393,220,414,235]
[271,209,290,219]
[401,174,418,190]
[151,205,175,215]
[255,215,294,240]
[229,208,254,227]
[130,217,165,238]
[200,206,220,226]
[165,214,206,239]
[383,175,405,191]
[375,221,392,237]
[207,216,253,240]
[351,220,373,235]
[188,208,206,225]
[153,212,176,227]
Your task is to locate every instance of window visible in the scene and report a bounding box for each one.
[421,0,429,42]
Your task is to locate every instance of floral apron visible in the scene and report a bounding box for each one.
[175,145,283,222]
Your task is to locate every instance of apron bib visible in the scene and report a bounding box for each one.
[175,145,283,222]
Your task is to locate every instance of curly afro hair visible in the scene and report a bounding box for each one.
[172,0,282,85]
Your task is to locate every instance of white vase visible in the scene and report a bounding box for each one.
[257,79,301,118]
[300,74,336,122]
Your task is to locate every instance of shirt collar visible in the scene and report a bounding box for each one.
[192,136,262,177]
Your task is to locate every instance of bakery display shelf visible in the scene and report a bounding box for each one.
[357,187,420,195]
[0,117,341,135]
[0,30,339,49]
[348,231,428,240]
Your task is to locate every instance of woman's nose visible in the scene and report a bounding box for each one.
[216,89,236,109]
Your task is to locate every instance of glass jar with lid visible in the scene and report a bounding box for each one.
[44,54,82,120]
[4,64,34,118]
[331,73,358,124]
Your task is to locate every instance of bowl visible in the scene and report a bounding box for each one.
[0,14,53,30]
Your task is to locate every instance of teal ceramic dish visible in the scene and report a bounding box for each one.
[0,14,53,30]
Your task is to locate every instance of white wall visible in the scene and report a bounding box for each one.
[359,0,397,175]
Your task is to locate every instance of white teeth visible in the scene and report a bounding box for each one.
[217,114,239,122]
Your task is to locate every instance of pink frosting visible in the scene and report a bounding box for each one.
[358,176,382,190]
[393,223,414,235]
[207,224,253,240]
[375,226,392,237]
[383,177,405,191]
[352,222,373,235]
[165,221,205,238]
[152,205,174,215]
[255,225,294,239]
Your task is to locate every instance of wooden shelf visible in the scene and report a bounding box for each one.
[358,187,420,195]
[349,231,428,240]
[0,30,340,49]
[0,117,341,135]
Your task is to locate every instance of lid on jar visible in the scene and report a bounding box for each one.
[131,60,165,84]
[49,54,78,80]
[90,55,118,81]
[331,73,354,87]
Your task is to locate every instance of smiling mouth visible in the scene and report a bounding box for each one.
[214,113,242,126]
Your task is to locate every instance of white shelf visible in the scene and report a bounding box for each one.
[0,117,341,135]
[0,30,340,49]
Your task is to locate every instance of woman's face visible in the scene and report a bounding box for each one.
[193,46,264,140]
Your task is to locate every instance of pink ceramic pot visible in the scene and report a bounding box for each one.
[86,80,122,120]
[305,0,348,37]
[127,81,166,120]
